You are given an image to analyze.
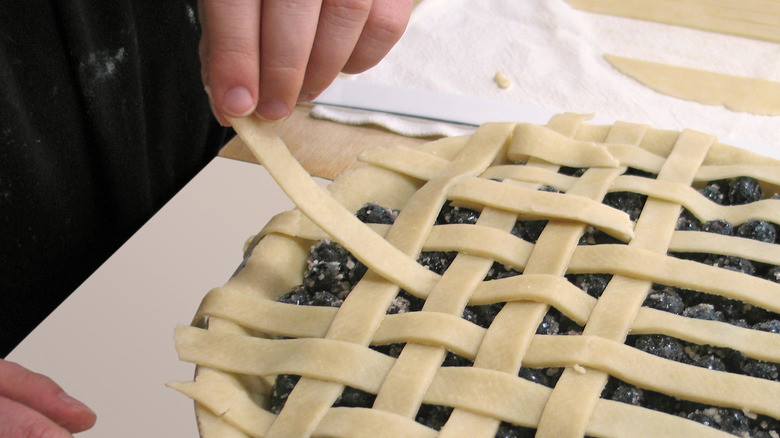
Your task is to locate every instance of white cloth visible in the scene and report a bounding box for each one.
[317,0,780,150]
[310,105,476,138]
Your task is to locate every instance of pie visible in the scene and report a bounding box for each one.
[169,113,780,438]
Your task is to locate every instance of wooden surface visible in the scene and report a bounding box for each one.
[218,103,435,180]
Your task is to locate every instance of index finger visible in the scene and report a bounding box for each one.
[257,0,323,120]
[201,0,262,120]
[0,360,96,433]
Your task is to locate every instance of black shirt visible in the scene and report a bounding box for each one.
[0,0,229,356]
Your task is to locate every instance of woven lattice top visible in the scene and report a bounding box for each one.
[170,113,780,438]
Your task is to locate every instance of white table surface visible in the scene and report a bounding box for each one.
[7,157,297,437]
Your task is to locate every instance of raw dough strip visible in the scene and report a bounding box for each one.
[266,122,517,437]
[371,203,520,417]
[612,175,780,224]
[230,116,438,298]
[631,308,780,364]
[429,365,733,438]
[696,165,780,187]
[448,177,634,241]
[175,326,396,393]
[358,144,450,181]
[535,120,698,438]
[193,286,780,368]
[669,230,780,265]
[440,117,627,438]
[524,335,780,418]
[604,54,780,116]
[565,0,780,43]
[507,123,620,168]
[569,245,780,313]
[168,371,276,437]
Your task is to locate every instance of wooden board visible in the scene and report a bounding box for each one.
[219,103,435,180]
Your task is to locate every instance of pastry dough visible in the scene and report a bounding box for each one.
[604,54,780,116]
[565,0,780,43]
[171,113,780,437]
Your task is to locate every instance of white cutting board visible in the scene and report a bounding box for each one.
[7,157,302,436]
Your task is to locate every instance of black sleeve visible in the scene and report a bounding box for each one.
[0,0,230,356]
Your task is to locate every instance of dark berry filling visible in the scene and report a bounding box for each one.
[602,376,780,437]
[437,200,480,225]
[355,202,399,225]
[627,334,779,382]
[642,283,780,330]
[303,240,367,299]
[266,187,780,435]
[415,404,453,430]
[603,192,647,222]
[567,273,612,299]
[728,177,763,205]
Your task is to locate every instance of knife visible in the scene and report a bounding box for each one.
[311,77,607,127]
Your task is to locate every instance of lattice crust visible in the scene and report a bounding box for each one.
[169,113,780,438]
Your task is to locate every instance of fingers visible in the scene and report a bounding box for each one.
[299,0,373,101]
[200,0,262,123]
[342,0,412,74]
[0,360,96,434]
[0,396,73,438]
[200,0,412,124]
[258,0,323,120]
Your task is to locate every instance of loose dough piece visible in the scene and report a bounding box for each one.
[565,0,780,43]
[493,71,512,89]
[604,54,780,116]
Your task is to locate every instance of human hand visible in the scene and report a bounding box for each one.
[199,0,413,125]
[0,359,96,437]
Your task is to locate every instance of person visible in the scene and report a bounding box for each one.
[0,0,412,435]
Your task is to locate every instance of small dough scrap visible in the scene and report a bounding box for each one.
[604,54,780,116]
[494,71,512,89]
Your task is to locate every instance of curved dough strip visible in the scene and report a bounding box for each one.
[230,116,438,297]
[612,175,780,224]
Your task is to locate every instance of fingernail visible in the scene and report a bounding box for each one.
[59,392,95,415]
[297,91,312,102]
[222,87,255,117]
[256,99,291,121]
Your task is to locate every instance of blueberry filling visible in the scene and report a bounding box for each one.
[737,220,777,244]
[267,189,780,434]
[355,202,399,225]
[626,334,779,382]
[415,404,453,430]
[702,219,734,236]
[728,176,764,205]
[642,283,780,329]
[417,251,457,275]
[303,240,367,299]
[676,209,702,232]
[602,376,780,437]
[603,192,647,222]
[578,225,626,246]
[567,273,613,299]
[437,200,480,225]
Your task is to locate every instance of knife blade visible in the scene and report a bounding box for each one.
[312,77,600,127]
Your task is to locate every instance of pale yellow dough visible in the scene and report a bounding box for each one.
[565,0,780,43]
[171,113,780,438]
[604,54,780,116]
